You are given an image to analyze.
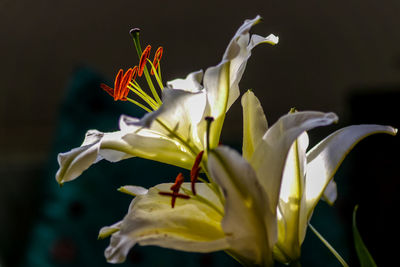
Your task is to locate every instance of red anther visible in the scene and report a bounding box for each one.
[151,47,163,75]
[119,68,134,100]
[131,66,138,81]
[158,173,189,208]
[121,66,138,100]
[100,83,114,97]
[190,151,204,195]
[113,69,124,101]
[100,68,136,101]
[138,45,151,77]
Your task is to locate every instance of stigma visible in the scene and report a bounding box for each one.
[159,173,190,208]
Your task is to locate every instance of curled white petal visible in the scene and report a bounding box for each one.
[166,70,204,92]
[305,124,397,218]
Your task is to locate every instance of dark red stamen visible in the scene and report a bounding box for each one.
[190,151,204,195]
[170,173,184,192]
[158,173,189,208]
[151,47,163,75]
[100,83,114,97]
[138,45,151,77]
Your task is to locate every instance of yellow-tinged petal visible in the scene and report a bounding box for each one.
[241,90,268,161]
[208,146,275,266]
[204,15,278,149]
[103,183,227,263]
[275,133,308,263]
[250,111,338,214]
[130,89,207,152]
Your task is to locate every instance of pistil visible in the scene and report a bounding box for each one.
[190,151,204,195]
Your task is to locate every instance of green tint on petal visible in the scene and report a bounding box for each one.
[241,90,268,161]
[353,205,377,267]
[118,185,148,196]
[104,183,227,263]
[204,16,278,149]
[276,133,309,262]
[130,89,207,151]
[208,146,274,266]
[205,62,230,149]
[250,111,338,214]
[305,124,397,219]
[120,129,195,170]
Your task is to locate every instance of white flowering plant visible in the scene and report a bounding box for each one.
[56,16,396,267]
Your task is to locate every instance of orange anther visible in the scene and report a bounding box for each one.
[138,45,151,77]
[151,47,163,75]
[158,173,190,208]
[190,151,204,195]
[113,69,124,101]
[100,68,136,101]
[121,66,138,100]
[119,68,134,100]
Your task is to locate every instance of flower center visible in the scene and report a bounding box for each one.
[100,28,165,113]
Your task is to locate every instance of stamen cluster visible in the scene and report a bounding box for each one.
[100,29,165,113]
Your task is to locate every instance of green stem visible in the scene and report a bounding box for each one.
[309,223,349,267]
[131,31,162,104]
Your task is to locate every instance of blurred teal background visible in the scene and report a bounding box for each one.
[1,0,399,266]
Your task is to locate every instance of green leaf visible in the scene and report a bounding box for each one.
[353,205,378,267]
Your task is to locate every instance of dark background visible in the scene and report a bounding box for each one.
[1,0,399,266]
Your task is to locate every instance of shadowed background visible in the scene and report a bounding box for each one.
[1,0,399,266]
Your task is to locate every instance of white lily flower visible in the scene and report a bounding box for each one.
[100,108,340,267]
[241,91,397,264]
[56,16,278,185]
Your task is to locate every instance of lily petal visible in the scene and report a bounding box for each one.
[241,90,268,161]
[166,70,204,93]
[321,179,337,205]
[208,146,275,266]
[204,16,278,148]
[131,88,207,151]
[250,111,338,213]
[275,133,309,262]
[304,124,397,219]
[104,183,227,263]
[56,112,201,184]
[56,130,132,184]
[118,185,149,196]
